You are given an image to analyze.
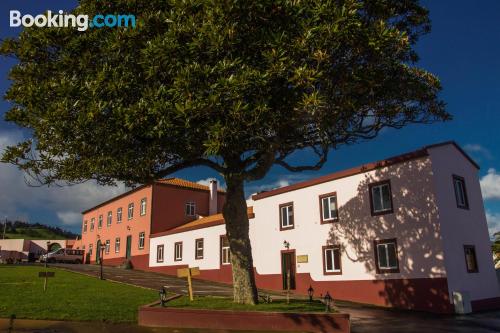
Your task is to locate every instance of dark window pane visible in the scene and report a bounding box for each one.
[377,244,388,268]
[382,185,392,210]
[387,243,397,268]
[333,248,341,270]
[322,198,329,219]
[325,249,333,271]
[373,187,382,211]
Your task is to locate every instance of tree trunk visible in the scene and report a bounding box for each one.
[222,176,259,304]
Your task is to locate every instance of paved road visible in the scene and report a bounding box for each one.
[51,264,500,333]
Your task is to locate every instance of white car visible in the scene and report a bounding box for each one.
[40,248,84,264]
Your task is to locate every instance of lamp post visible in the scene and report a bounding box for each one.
[307,286,314,302]
[324,292,332,312]
[159,287,167,306]
[99,244,105,280]
[44,241,50,291]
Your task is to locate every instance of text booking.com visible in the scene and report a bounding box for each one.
[10,10,136,31]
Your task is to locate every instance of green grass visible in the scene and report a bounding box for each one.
[165,296,331,313]
[0,265,158,322]
[5,228,67,240]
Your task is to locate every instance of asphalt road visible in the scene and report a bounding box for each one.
[50,263,500,333]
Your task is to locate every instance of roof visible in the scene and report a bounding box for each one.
[252,141,478,201]
[150,207,255,238]
[156,178,226,193]
[82,177,225,214]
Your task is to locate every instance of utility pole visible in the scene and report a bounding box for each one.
[2,217,7,240]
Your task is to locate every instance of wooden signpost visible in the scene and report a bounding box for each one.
[177,267,200,301]
[39,271,55,291]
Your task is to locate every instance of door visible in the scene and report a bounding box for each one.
[126,235,132,259]
[96,240,101,263]
[281,251,296,290]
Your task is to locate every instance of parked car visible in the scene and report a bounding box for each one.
[40,248,84,264]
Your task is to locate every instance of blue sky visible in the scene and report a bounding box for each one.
[0,1,499,236]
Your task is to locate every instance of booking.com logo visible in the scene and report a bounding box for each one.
[10,10,136,31]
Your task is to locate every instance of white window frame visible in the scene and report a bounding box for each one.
[83,220,87,233]
[90,218,95,231]
[117,207,122,223]
[105,240,110,254]
[88,244,93,256]
[174,242,183,261]
[370,181,392,214]
[376,241,398,270]
[98,215,103,229]
[195,238,204,259]
[221,236,231,265]
[138,232,145,249]
[107,211,112,227]
[453,175,469,209]
[128,203,134,220]
[280,203,294,229]
[157,245,164,263]
[321,194,338,222]
[140,198,147,216]
[185,202,196,216]
[323,246,341,274]
[115,238,120,253]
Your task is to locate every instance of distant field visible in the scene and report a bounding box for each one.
[4,227,68,240]
[0,266,157,322]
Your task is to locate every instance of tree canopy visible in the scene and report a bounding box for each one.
[1,0,448,186]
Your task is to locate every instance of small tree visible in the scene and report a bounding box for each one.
[1,0,449,304]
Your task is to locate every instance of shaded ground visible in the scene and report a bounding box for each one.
[11,264,500,333]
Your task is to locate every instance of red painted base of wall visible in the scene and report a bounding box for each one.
[471,297,500,312]
[89,254,150,271]
[139,301,350,333]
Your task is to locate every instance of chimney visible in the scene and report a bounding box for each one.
[209,179,218,215]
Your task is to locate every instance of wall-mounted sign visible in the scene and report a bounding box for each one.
[296,255,308,263]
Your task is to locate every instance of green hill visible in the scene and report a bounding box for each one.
[1,220,79,240]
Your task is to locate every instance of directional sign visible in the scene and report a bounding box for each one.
[38,272,55,278]
[177,267,200,301]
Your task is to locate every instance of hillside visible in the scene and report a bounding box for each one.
[1,220,79,240]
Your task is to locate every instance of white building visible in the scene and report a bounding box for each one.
[146,142,499,313]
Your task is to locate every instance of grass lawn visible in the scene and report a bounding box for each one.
[165,296,332,313]
[0,265,158,322]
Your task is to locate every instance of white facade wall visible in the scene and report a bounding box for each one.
[428,145,500,301]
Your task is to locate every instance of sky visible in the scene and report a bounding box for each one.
[0,1,499,236]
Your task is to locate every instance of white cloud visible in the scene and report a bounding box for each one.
[0,130,127,230]
[480,168,500,200]
[486,211,500,239]
[246,174,312,198]
[464,144,493,160]
[56,211,82,226]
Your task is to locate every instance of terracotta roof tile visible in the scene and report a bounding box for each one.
[156,178,226,193]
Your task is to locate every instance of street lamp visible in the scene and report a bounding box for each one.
[99,244,105,280]
[283,240,290,249]
[159,287,167,306]
[324,291,333,312]
[307,285,314,302]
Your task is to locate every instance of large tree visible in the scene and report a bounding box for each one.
[1,0,449,304]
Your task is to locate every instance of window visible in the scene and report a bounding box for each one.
[117,207,123,223]
[107,211,112,227]
[83,220,88,233]
[279,202,294,230]
[464,245,478,273]
[174,242,183,261]
[90,218,95,232]
[157,245,164,263]
[138,232,145,249]
[453,175,469,209]
[320,193,339,223]
[128,203,134,220]
[140,198,147,216]
[98,215,103,229]
[115,238,120,253]
[185,202,196,216]
[195,238,204,260]
[323,245,342,275]
[374,239,399,273]
[369,180,393,215]
[105,240,110,254]
[221,236,231,265]
[88,244,93,257]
